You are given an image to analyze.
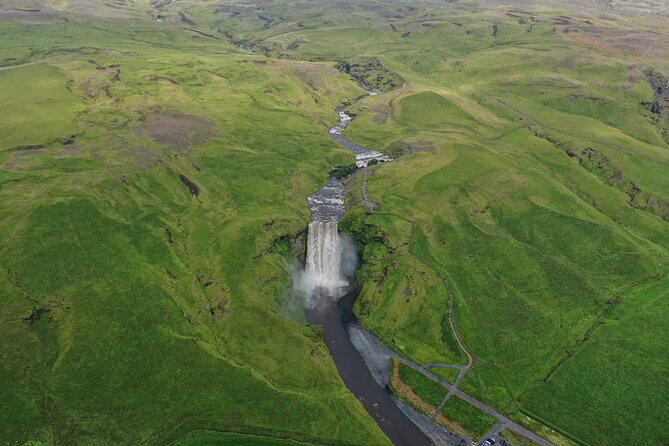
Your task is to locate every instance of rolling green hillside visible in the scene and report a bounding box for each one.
[1,1,668,445]
[0,15,387,446]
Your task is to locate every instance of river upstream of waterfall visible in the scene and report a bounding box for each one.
[294,110,459,446]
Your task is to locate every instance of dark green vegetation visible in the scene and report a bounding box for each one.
[335,57,404,93]
[331,164,358,179]
[1,1,668,446]
[643,67,669,143]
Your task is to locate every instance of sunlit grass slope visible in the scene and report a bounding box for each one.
[269,4,669,445]
[0,18,387,446]
[2,1,669,445]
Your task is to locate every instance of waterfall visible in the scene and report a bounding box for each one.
[295,105,387,305]
[294,220,348,303]
[306,221,343,289]
[293,176,353,303]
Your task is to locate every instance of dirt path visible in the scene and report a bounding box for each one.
[430,285,475,418]
[0,61,40,72]
[361,167,377,211]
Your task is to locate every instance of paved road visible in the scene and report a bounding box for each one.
[396,356,553,446]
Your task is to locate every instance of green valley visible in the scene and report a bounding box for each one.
[1,1,667,446]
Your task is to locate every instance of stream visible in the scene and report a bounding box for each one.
[300,110,460,446]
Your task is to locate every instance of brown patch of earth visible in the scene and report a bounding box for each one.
[93,135,161,170]
[55,146,84,157]
[435,408,474,441]
[0,0,60,20]
[390,359,436,417]
[292,66,322,91]
[138,111,214,151]
[561,24,667,60]
[4,147,45,170]
[406,140,437,154]
[273,60,334,94]
[372,104,391,124]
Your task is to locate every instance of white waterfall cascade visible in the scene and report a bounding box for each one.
[294,107,384,305]
[305,221,346,292]
[293,175,350,304]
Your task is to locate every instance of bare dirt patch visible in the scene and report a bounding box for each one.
[390,358,437,417]
[372,104,391,124]
[561,24,667,60]
[93,135,161,170]
[407,140,437,154]
[293,66,321,91]
[4,147,45,170]
[273,60,334,94]
[0,0,60,20]
[138,111,214,151]
[55,146,84,157]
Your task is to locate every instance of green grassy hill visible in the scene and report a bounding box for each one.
[0,15,387,446]
[1,1,668,445]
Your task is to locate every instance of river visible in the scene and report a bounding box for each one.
[300,110,458,446]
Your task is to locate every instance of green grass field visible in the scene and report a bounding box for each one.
[427,367,461,385]
[1,1,668,445]
[0,13,386,446]
[168,431,319,446]
[395,362,446,408]
[440,396,498,440]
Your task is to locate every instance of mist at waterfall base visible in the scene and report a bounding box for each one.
[292,223,358,308]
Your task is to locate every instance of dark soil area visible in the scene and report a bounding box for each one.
[140,111,214,150]
[179,173,200,197]
[178,12,195,26]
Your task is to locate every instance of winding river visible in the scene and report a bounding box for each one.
[301,110,455,446]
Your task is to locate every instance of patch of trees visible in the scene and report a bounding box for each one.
[642,68,669,143]
[331,164,358,179]
[335,57,404,93]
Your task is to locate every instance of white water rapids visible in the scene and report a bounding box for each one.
[294,110,390,306]
[293,176,352,304]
